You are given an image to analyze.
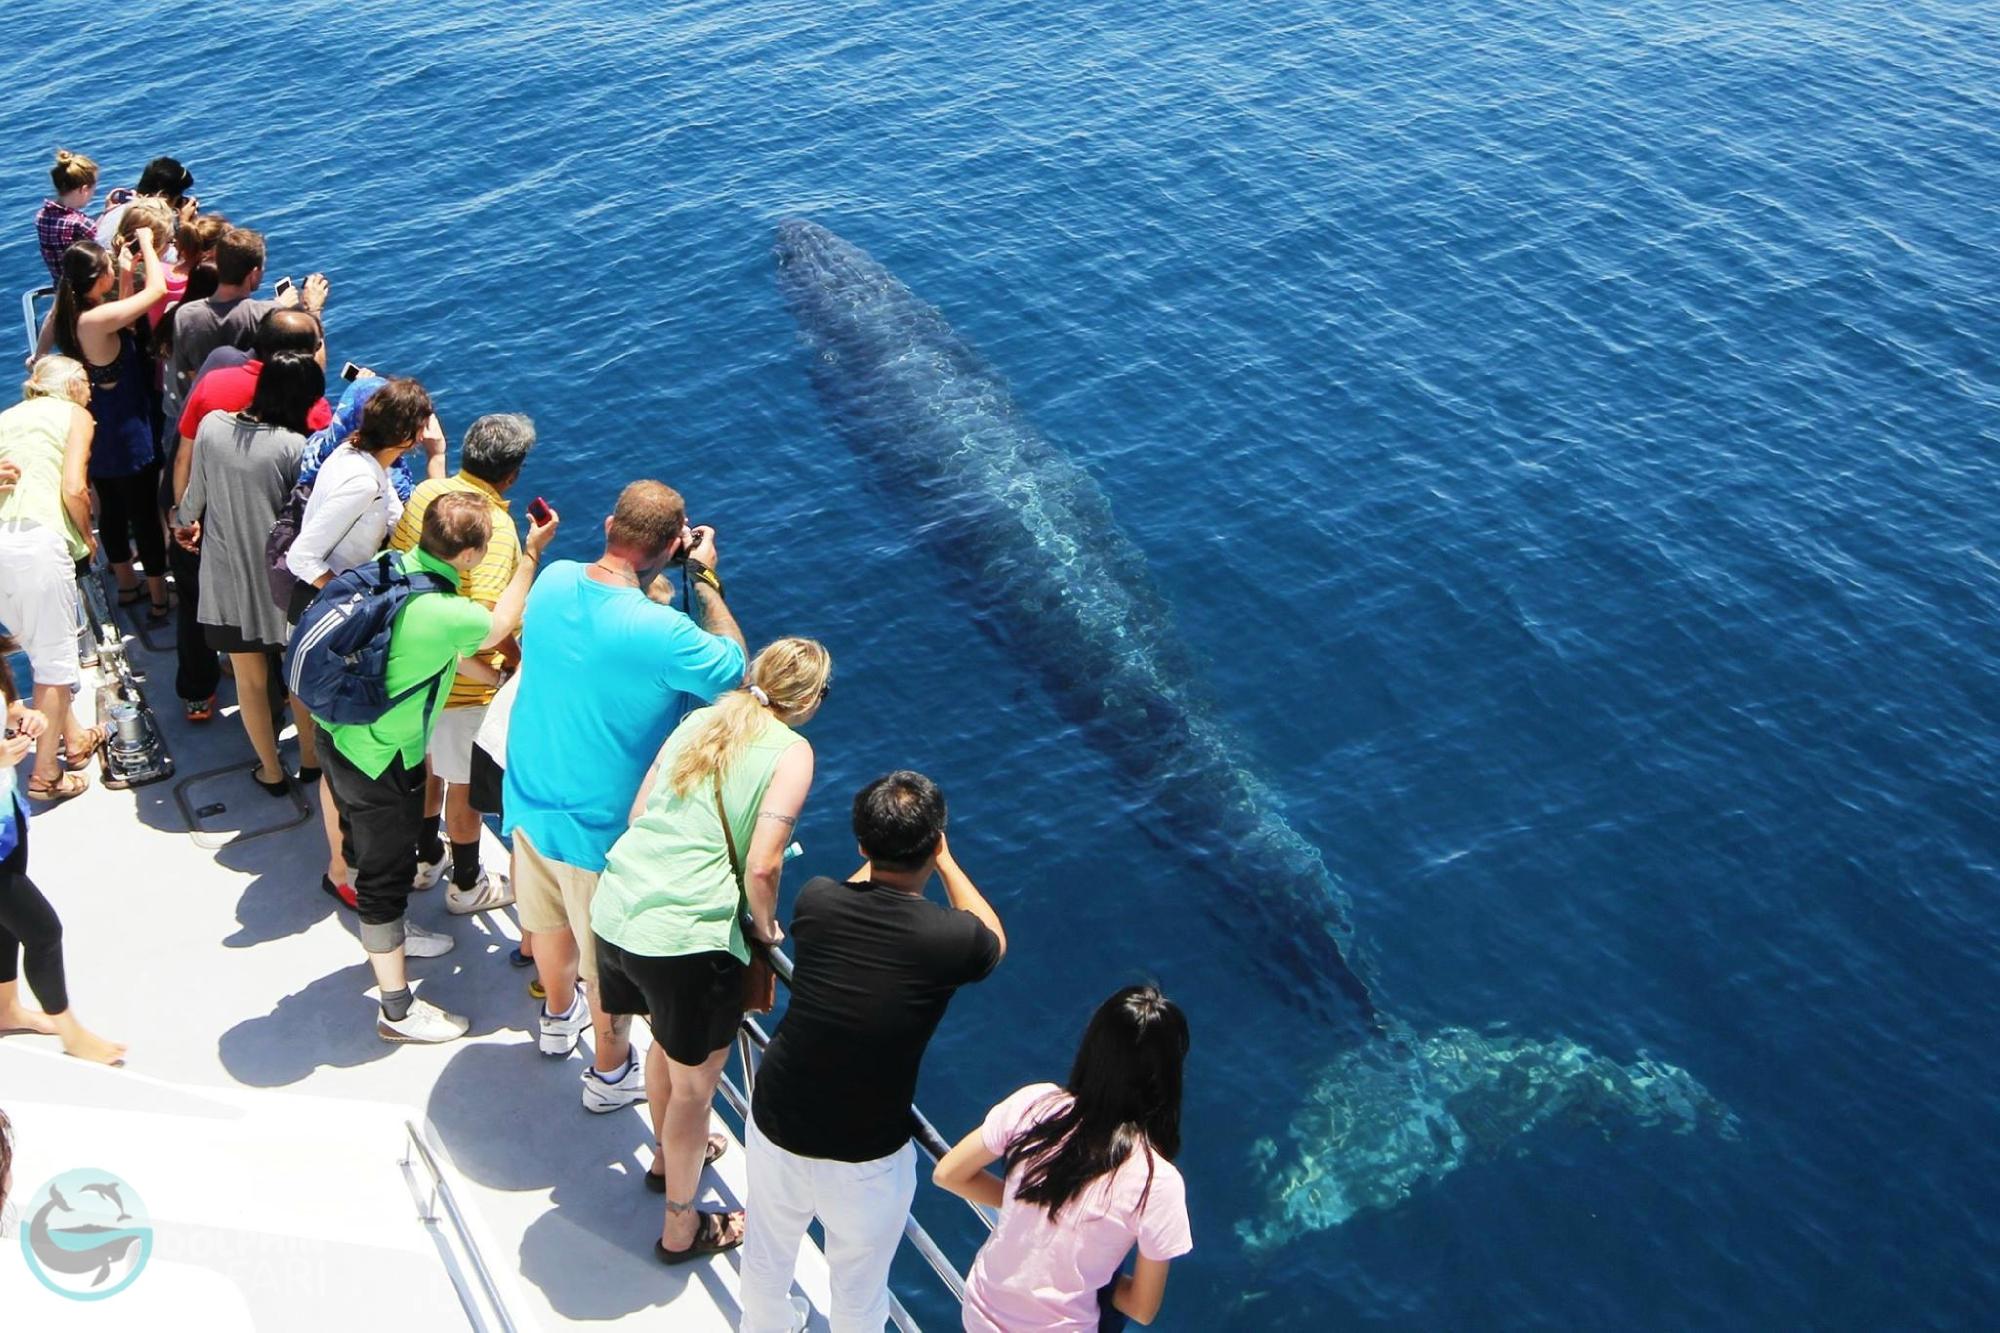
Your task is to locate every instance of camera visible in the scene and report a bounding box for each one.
[670,522,700,565]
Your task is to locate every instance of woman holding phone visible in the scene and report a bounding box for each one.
[50,230,171,620]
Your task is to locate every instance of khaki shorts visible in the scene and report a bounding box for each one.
[512,827,603,983]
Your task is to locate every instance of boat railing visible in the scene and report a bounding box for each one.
[22,285,51,356]
[716,940,997,1333]
[401,1119,521,1333]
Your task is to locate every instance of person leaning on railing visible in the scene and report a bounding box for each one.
[587,638,832,1265]
[500,480,746,1107]
[34,150,101,284]
[739,770,1006,1333]
[936,985,1193,1332]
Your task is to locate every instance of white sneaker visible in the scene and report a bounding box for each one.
[378,997,470,1044]
[581,1053,645,1113]
[446,868,515,916]
[412,852,450,891]
[538,990,588,1057]
[403,921,456,958]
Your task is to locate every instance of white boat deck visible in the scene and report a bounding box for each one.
[0,601,841,1330]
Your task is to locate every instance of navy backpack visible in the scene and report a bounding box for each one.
[284,554,456,726]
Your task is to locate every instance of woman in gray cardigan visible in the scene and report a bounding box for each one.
[176,352,321,796]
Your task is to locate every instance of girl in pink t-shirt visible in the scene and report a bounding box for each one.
[935,985,1193,1331]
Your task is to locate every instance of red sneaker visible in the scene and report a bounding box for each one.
[320,876,358,911]
[184,697,215,723]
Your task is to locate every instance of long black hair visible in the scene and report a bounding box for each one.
[1004,984,1189,1222]
[243,351,324,435]
[49,239,110,362]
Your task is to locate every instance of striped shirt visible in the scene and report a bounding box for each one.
[388,473,519,709]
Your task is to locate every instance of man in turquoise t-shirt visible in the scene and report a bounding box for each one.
[316,491,559,1044]
[503,479,746,1107]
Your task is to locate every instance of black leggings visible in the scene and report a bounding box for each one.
[95,467,166,576]
[0,818,68,1015]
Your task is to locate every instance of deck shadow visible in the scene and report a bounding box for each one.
[423,1038,747,1322]
[215,949,516,1087]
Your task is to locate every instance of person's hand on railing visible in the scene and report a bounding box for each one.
[747,918,785,951]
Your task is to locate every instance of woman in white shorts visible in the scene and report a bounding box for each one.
[0,357,106,803]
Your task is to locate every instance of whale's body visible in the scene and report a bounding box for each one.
[774,219,1731,1240]
[774,219,1382,1031]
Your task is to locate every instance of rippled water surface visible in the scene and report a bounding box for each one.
[6,1,1997,1327]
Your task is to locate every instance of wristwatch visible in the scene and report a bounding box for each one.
[683,558,724,599]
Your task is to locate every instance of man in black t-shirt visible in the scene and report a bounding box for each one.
[740,771,1005,1333]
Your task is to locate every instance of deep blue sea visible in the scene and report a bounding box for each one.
[6,1,1997,1327]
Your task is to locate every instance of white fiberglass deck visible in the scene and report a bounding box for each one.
[0,603,839,1330]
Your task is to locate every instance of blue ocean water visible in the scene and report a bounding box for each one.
[6,0,1997,1327]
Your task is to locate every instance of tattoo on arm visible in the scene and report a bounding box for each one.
[757,811,797,825]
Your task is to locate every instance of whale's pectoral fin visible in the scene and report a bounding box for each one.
[93,1257,112,1287]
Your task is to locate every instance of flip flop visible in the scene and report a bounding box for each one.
[61,724,111,771]
[654,1210,744,1264]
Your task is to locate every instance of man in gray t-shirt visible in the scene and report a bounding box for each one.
[165,226,326,422]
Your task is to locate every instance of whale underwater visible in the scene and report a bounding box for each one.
[773,219,1735,1244]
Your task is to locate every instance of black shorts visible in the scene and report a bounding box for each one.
[467,744,504,818]
[594,936,744,1066]
[203,622,279,655]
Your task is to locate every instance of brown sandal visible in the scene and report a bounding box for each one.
[61,724,111,771]
[27,771,89,803]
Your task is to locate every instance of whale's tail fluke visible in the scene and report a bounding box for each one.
[1237,1025,1736,1249]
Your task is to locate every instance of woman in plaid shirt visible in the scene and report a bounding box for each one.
[34,151,100,283]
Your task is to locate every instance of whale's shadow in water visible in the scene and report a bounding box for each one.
[773,218,1736,1244]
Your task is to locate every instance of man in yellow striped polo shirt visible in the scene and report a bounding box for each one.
[388,414,535,915]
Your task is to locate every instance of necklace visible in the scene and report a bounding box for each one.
[588,560,638,586]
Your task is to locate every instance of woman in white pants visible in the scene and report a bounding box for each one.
[0,357,102,803]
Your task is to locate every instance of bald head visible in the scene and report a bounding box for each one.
[255,307,322,364]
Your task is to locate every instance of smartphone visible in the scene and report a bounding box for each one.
[340,361,362,382]
[526,496,553,525]
[273,275,295,299]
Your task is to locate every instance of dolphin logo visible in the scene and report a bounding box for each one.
[775,221,1736,1240]
[80,1182,132,1222]
[21,1173,152,1298]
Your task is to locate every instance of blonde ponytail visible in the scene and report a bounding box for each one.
[667,637,832,798]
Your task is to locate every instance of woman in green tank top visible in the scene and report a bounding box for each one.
[590,636,832,1263]
[0,357,105,802]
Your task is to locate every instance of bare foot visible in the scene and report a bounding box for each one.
[61,1026,127,1066]
[0,1005,59,1036]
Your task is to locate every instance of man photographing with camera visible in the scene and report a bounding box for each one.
[502,480,748,1111]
